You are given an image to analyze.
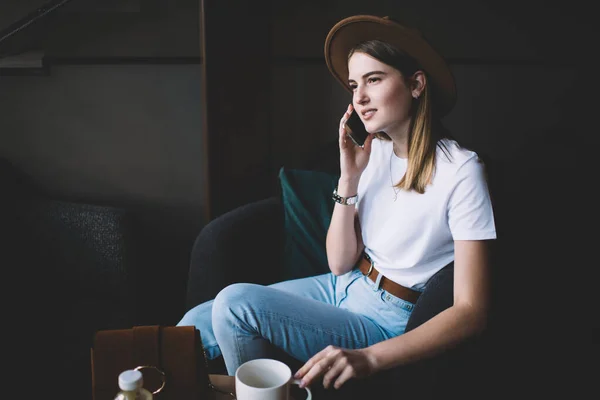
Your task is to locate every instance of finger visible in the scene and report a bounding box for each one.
[339,104,353,129]
[339,118,347,135]
[321,350,350,389]
[339,122,349,150]
[339,116,350,135]
[294,348,329,379]
[299,347,340,387]
[333,365,355,390]
[314,348,345,388]
[294,357,318,379]
[339,130,346,150]
[299,358,331,387]
[322,359,345,389]
[362,132,375,152]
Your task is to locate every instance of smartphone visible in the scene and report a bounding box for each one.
[344,109,370,147]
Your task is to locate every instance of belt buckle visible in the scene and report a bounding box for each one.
[365,259,374,277]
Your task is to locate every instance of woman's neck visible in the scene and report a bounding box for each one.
[387,119,411,159]
[391,141,408,159]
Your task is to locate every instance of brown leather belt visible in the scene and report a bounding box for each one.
[357,253,421,304]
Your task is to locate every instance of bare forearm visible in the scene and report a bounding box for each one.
[326,177,362,275]
[364,304,487,371]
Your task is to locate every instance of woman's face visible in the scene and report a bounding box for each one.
[347,51,414,136]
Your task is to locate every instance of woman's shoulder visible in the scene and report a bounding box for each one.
[436,138,486,176]
[437,138,480,165]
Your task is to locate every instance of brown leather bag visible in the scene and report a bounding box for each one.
[91,325,211,400]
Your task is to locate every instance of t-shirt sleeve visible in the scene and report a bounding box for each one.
[447,155,497,240]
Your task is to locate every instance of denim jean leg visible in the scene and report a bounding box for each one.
[176,299,222,360]
[175,272,338,363]
[268,272,338,303]
[212,281,389,376]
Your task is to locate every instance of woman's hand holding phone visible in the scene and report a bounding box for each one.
[338,104,374,183]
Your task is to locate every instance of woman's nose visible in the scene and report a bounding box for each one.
[354,88,369,105]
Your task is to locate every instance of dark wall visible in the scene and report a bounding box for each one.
[0,0,207,325]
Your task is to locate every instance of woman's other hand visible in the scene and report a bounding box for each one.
[293,345,377,390]
[339,104,374,181]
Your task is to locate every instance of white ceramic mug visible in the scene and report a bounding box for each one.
[235,358,312,400]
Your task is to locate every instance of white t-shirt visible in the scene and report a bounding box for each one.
[356,138,497,290]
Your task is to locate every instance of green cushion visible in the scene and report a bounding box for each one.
[278,167,340,280]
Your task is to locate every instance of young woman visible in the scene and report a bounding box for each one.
[178,14,496,391]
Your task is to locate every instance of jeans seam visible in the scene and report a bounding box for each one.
[336,273,362,307]
[243,309,369,349]
[233,323,244,369]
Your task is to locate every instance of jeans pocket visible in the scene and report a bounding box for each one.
[367,289,414,337]
[380,290,415,314]
[335,269,363,307]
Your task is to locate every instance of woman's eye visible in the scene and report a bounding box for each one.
[368,77,380,83]
[349,85,357,90]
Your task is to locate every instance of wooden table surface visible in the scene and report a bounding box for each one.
[209,374,236,399]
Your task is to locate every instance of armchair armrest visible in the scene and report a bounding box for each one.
[405,263,454,332]
[397,263,490,400]
[185,197,285,310]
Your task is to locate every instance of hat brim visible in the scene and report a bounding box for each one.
[324,15,456,117]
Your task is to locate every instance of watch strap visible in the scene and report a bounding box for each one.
[332,187,358,206]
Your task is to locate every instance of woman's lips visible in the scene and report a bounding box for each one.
[362,109,376,121]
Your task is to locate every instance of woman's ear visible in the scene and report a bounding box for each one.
[411,71,426,99]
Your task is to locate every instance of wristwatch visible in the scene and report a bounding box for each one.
[332,187,358,206]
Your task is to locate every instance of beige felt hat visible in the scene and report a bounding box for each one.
[324,15,457,117]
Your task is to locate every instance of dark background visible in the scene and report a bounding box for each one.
[1,0,596,395]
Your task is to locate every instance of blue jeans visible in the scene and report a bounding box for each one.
[177,269,414,375]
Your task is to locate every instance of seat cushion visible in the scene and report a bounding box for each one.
[278,167,339,280]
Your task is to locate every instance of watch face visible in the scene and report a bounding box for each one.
[346,197,358,205]
[333,187,357,205]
